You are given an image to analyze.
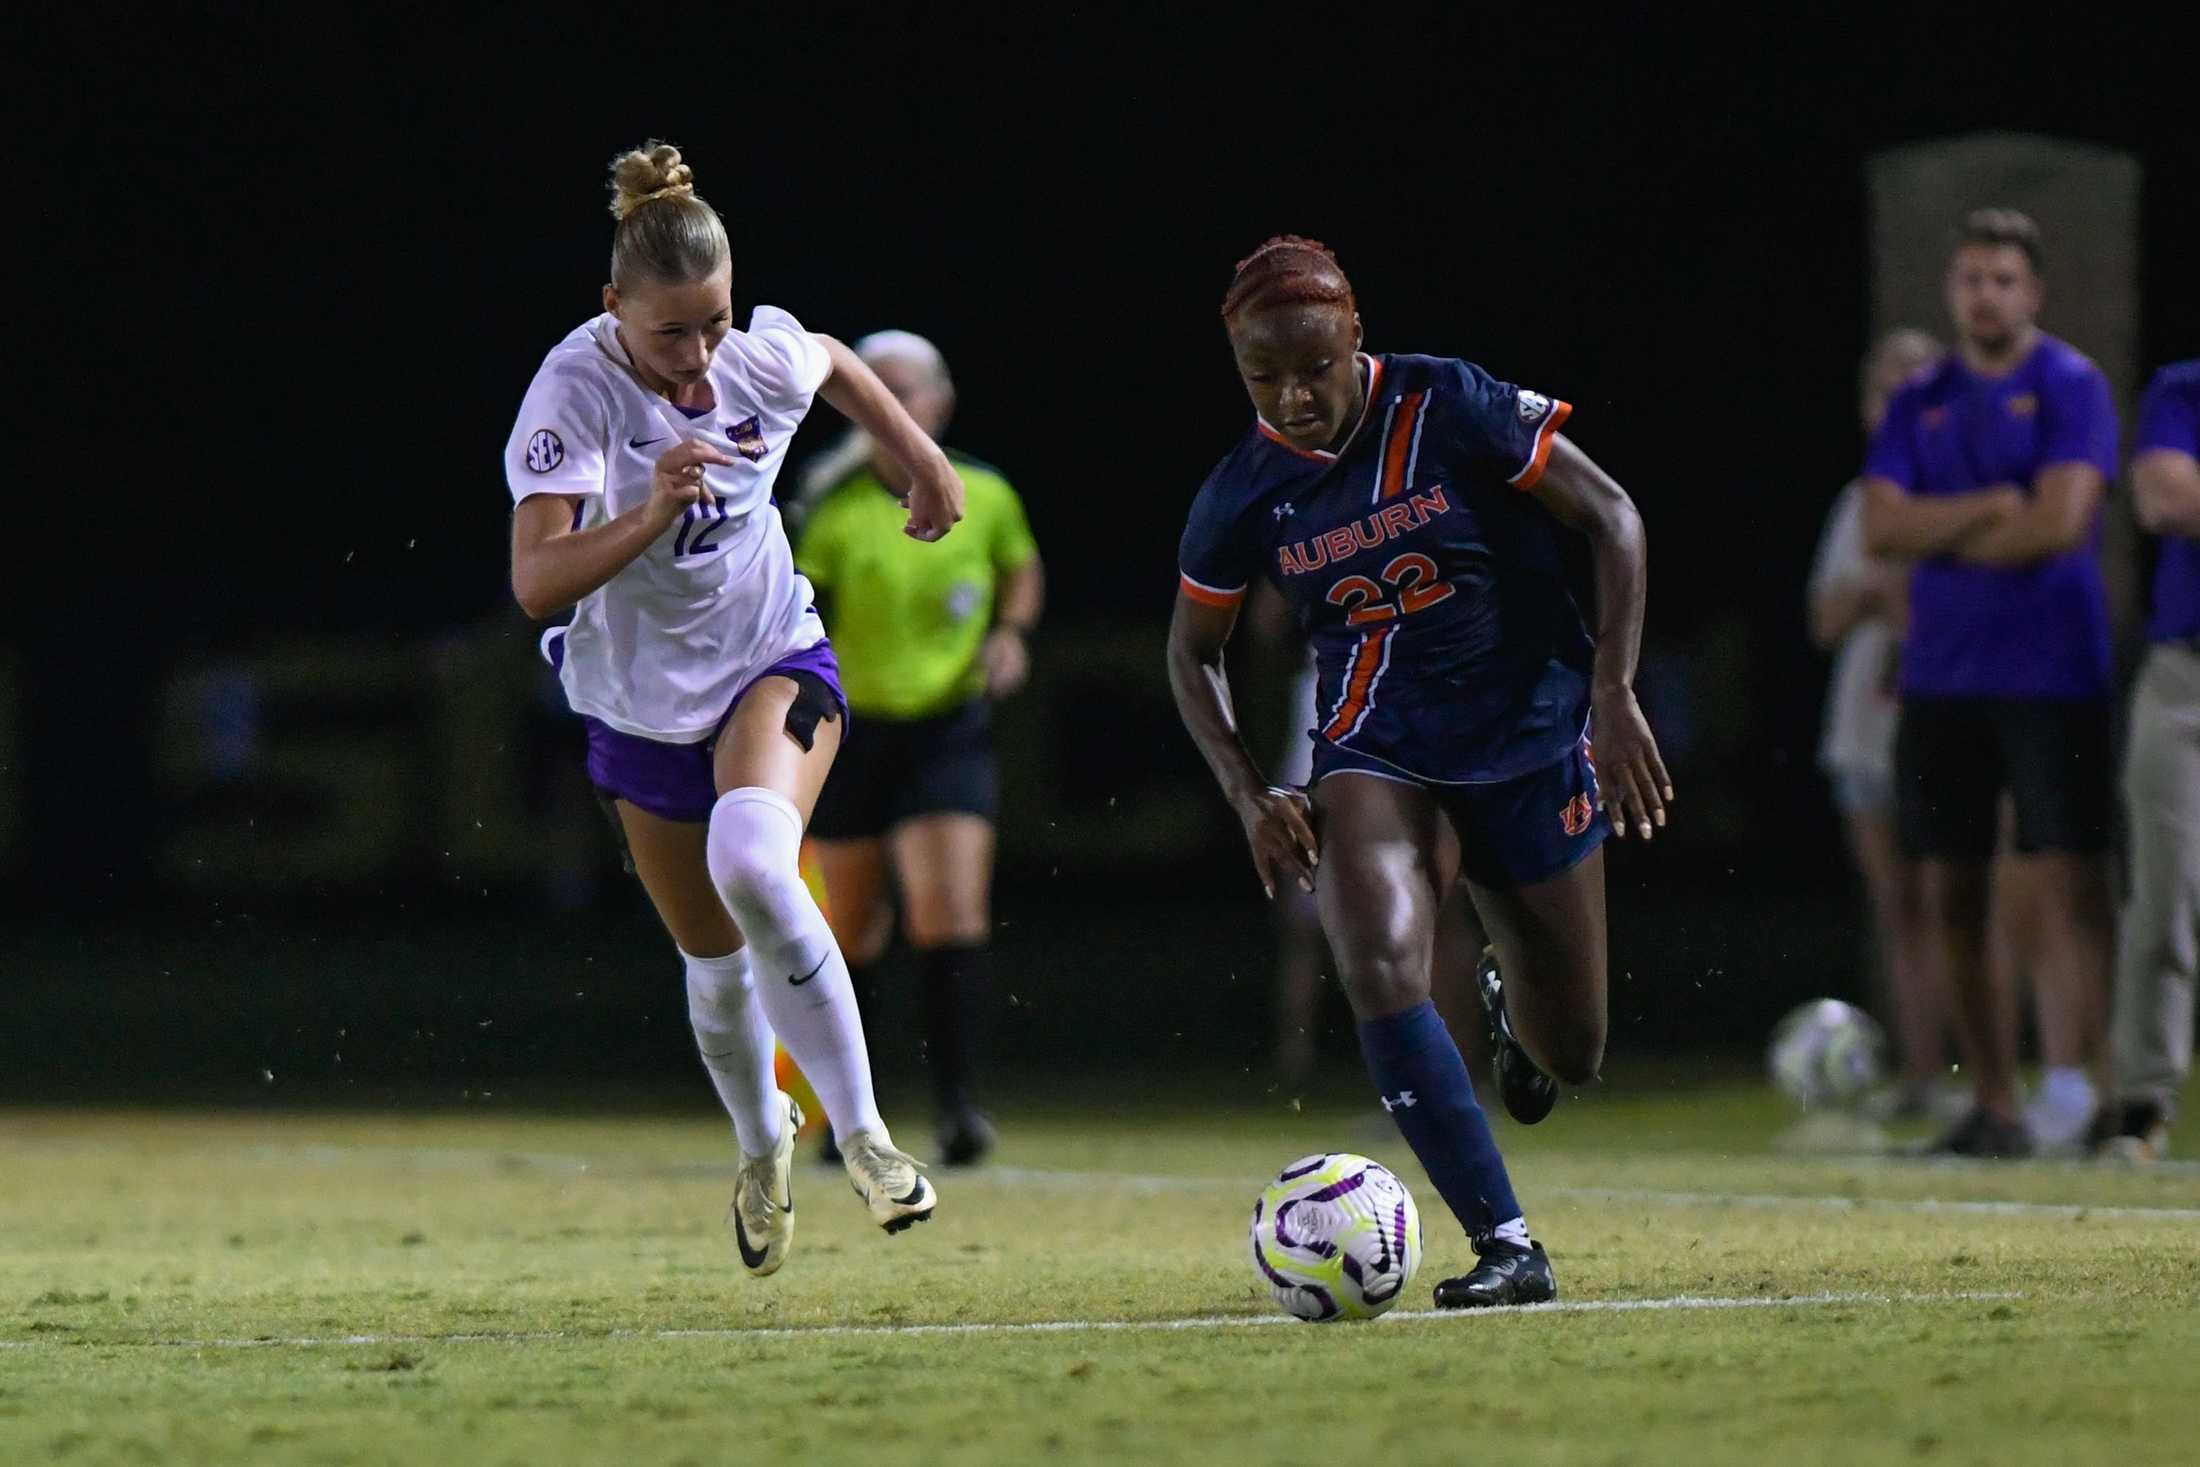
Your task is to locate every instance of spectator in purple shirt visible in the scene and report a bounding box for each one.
[1863,209,2119,1157]
[2099,360,2200,1162]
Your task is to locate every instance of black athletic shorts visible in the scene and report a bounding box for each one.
[1893,695,2111,860]
[808,698,1000,840]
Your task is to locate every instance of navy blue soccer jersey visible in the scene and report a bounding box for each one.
[1178,353,1594,784]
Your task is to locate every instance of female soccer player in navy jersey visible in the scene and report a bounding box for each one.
[1167,237,1671,1307]
[504,142,962,1277]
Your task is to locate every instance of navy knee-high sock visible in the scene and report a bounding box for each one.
[1358,1000,1524,1237]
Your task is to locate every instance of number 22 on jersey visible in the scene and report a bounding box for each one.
[1325,552,1454,625]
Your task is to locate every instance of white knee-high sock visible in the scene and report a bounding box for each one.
[681,946,784,1159]
[706,787,885,1142]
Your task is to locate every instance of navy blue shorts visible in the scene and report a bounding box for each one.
[1309,737,1607,890]
[808,698,999,840]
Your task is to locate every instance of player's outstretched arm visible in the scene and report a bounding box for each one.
[510,440,732,618]
[1166,593,1318,899]
[1524,436,1673,841]
[1951,463,2104,566]
[814,335,965,543]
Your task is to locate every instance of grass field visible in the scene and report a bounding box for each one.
[4,1081,2197,1465]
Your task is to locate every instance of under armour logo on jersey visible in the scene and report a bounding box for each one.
[1516,391,1552,424]
[1272,502,1297,521]
[1380,1091,1418,1112]
[525,429,565,473]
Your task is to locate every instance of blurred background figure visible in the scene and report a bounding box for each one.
[1808,327,1949,1118]
[2102,359,2200,1162]
[1864,210,2120,1157]
[794,331,1044,1166]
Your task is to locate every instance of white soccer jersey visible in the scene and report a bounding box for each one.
[504,306,833,742]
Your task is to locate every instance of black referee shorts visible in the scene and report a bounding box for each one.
[808,698,1000,841]
[1893,695,2111,861]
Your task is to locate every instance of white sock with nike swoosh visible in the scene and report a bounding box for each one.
[706,787,884,1143]
[680,945,783,1160]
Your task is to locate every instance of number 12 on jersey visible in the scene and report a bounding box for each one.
[673,498,731,558]
[1325,552,1454,625]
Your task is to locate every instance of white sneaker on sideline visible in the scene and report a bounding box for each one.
[732,1093,803,1276]
[841,1128,937,1233]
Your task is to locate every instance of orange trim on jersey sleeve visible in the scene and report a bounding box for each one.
[1179,573,1247,608]
[1379,390,1427,499]
[1511,399,1573,490]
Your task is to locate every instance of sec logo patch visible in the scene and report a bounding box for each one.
[525,429,566,473]
[1517,390,1552,424]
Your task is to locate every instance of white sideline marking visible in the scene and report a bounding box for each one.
[0,1290,2019,1352]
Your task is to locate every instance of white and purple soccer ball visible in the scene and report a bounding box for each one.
[1249,1153,1422,1322]
[1768,998,1886,1109]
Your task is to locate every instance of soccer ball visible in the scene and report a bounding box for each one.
[1768,999,1886,1109]
[1248,1153,1422,1322]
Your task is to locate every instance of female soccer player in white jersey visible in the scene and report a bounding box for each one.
[503,141,964,1276]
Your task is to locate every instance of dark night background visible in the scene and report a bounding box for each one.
[4,7,2193,1099]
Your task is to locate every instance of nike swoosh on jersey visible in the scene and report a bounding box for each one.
[788,954,828,986]
[629,435,665,449]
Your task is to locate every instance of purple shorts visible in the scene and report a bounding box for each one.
[547,631,847,824]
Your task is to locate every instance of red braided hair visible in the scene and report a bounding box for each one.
[1219,234,1356,323]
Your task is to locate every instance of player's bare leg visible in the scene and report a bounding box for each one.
[710,676,934,1231]
[1313,773,1553,1308]
[1467,848,1609,1086]
[615,803,799,1273]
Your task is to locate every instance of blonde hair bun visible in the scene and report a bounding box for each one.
[608,141,697,221]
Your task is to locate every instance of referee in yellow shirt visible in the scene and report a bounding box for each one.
[795,331,1043,1166]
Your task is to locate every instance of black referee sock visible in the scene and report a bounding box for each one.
[918,942,991,1113]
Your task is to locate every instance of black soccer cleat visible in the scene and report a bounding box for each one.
[1476,947,1559,1125]
[1433,1234,1558,1309]
[1927,1107,2032,1159]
